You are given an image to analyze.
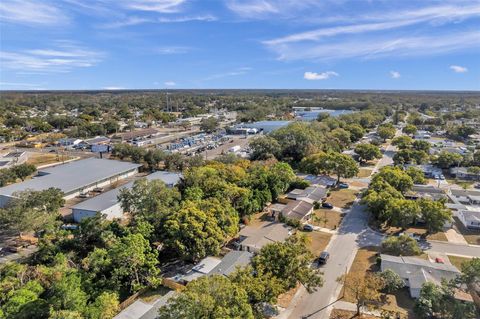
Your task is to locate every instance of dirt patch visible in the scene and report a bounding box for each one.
[27,153,73,167]
[301,230,332,257]
[311,209,343,230]
[330,309,379,319]
[276,283,301,308]
[357,168,373,178]
[327,189,358,209]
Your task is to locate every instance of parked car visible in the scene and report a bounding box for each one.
[317,251,330,264]
[92,187,104,193]
[78,192,90,198]
[303,224,314,232]
[439,174,445,180]
[337,182,349,189]
[322,202,334,209]
[435,257,444,264]
[474,183,480,189]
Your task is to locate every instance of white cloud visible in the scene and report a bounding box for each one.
[164,81,176,86]
[157,15,217,23]
[0,0,68,26]
[450,65,468,73]
[226,0,278,17]
[1,42,104,73]
[267,31,480,61]
[121,0,186,13]
[204,67,252,80]
[304,71,338,80]
[390,71,401,79]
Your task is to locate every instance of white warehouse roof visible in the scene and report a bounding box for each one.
[0,158,142,199]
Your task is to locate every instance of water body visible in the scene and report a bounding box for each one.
[295,109,355,121]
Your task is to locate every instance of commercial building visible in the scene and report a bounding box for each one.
[71,171,181,222]
[0,158,141,207]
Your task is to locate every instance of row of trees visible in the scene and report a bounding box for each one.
[362,166,451,233]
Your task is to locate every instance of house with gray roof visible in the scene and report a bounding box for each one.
[381,254,460,298]
[0,158,142,208]
[208,250,253,277]
[286,186,327,203]
[280,200,314,223]
[457,210,480,230]
[71,171,181,222]
[238,222,291,253]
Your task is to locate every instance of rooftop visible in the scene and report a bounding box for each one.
[0,158,141,198]
[281,200,314,221]
[71,171,181,212]
[287,186,327,202]
[208,251,253,277]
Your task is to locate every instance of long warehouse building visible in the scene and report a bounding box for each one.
[71,171,181,222]
[0,158,142,208]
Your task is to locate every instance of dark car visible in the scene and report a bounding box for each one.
[303,224,314,232]
[338,182,349,189]
[317,251,330,264]
[322,202,334,209]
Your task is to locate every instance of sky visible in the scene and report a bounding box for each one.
[0,0,479,91]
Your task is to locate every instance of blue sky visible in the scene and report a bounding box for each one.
[0,0,479,90]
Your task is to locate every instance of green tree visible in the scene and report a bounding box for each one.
[338,272,385,315]
[392,136,413,149]
[163,200,226,261]
[412,140,430,153]
[434,151,463,169]
[302,152,358,184]
[48,272,88,313]
[385,199,421,229]
[200,117,219,133]
[379,269,405,293]
[249,136,281,160]
[405,166,426,184]
[418,199,452,234]
[354,143,382,163]
[381,235,422,256]
[11,163,37,181]
[86,292,120,319]
[344,124,365,142]
[252,236,323,292]
[371,166,413,194]
[157,275,254,319]
[402,124,417,136]
[377,125,396,141]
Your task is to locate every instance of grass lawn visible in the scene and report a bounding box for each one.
[447,255,472,270]
[453,217,480,245]
[357,168,373,178]
[330,309,379,319]
[327,189,358,209]
[300,230,332,257]
[311,209,343,230]
[27,153,73,167]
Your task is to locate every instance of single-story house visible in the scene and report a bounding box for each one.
[381,254,461,298]
[208,250,253,277]
[237,222,291,253]
[71,171,181,222]
[450,167,480,181]
[286,186,327,203]
[178,257,222,284]
[113,291,176,319]
[405,185,447,201]
[449,189,480,205]
[0,158,142,207]
[58,138,83,148]
[297,174,336,188]
[457,210,480,230]
[280,200,314,223]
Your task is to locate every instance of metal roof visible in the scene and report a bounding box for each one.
[0,158,141,198]
[71,171,181,212]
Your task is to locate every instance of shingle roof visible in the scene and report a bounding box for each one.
[281,200,313,221]
[287,186,327,202]
[209,251,253,276]
[0,158,141,198]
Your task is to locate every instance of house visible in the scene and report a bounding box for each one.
[450,167,480,181]
[71,171,181,222]
[297,174,336,188]
[113,291,176,319]
[0,151,28,169]
[405,185,447,201]
[208,250,253,277]
[449,189,480,205]
[286,186,328,203]
[457,210,480,230]
[58,138,83,148]
[381,254,461,298]
[177,257,222,284]
[280,200,314,223]
[0,158,142,207]
[404,164,441,179]
[237,222,291,253]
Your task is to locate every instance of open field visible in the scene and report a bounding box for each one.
[301,230,332,257]
[27,153,74,167]
[311,209,343,230]
[327,189,358,209]
[357,168,373,178]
